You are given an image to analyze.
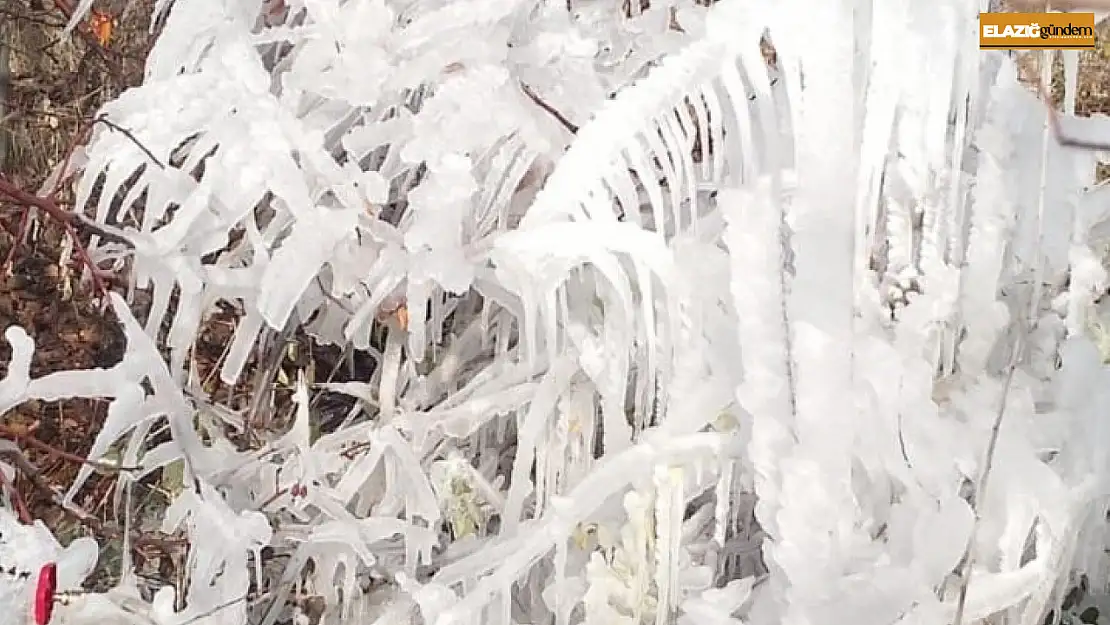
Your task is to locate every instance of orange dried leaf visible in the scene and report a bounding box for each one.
[395,305,409,332]
[88,10,115,47]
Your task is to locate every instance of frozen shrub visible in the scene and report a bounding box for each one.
[2,1,1110,624]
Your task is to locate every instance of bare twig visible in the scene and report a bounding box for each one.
[0,446,185,551]
[93,115,165,169]
[519,81,579,134]
[951,356,1021,625]
[0,424,141,473]
[0,23,9,174]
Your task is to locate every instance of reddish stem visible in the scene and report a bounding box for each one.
[0,175,112,298]
[2,207,31,271]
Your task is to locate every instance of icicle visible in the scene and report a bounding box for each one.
[554,538,570,625]
[380,327,405,423]
[713,460,734,549]
[654,465,684,625]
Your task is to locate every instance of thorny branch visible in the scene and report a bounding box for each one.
[0,172,131,296]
